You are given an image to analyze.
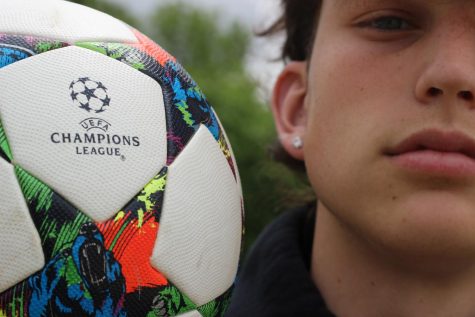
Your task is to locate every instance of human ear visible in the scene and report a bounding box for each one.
[272,61,308,161]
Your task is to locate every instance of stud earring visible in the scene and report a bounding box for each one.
[292,136,303,149]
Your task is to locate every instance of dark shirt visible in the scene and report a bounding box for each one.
[226,204,336,316]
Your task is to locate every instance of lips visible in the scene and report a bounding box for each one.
[386,130,475,158]
[385,129,475,176]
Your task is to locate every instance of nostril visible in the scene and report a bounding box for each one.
[428,87,443,97]
[458,90,474,101]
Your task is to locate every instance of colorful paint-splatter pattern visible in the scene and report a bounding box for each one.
[0,30,235,317]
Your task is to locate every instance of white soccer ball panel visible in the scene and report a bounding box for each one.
[0,46,167,222]
[0,158,44,293]
[177,310,203,317]
[0,0,137,44]
[152,125,242,307]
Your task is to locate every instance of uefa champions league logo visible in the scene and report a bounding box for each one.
[69,77,111,113]
[50,76,141,161]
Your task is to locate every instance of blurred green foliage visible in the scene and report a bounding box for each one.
[70,0,138,26]
[68,0,311,252]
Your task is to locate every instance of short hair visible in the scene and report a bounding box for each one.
[262,0,322,172]
[262,0,322,62]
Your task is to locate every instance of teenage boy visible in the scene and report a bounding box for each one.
[227,1,475,316]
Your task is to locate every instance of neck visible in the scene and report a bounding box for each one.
[312,203,475,317]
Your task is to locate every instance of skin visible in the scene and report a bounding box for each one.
[273,0,475,316]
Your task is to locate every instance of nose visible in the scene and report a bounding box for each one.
[414,35,475,107]
[422,86,474,102]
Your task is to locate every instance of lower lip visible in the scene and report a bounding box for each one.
[389,150,475,177]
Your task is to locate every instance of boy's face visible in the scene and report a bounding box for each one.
[300,0,475,260]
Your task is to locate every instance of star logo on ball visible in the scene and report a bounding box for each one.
[69,77,111,113]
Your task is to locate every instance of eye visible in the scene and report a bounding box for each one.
[358,15,414,31]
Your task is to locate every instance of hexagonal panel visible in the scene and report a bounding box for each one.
[0,0,137,43]
[151,125,242,306]
[0,46,167,222]
[0,158,43,293]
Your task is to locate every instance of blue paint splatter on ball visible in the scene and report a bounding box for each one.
[0,46,31,68]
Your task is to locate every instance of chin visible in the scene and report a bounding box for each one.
[367,194,475,272]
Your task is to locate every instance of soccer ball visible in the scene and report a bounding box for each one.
[0,1,243,316]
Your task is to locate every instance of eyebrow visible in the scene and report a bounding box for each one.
[335,0,473,8]
[334,0,410,10]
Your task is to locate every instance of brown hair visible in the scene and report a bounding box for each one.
[261,0,322,62]
[262,0,322,172]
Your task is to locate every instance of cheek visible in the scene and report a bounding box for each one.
[301,47,408,224]
[303,96,382,219]
[302,40,416,183]
[303,59,384,187]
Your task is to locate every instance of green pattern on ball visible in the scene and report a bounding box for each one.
[15,166,91,256]
[0,119,12,161]
[146,285,196,317]
[15,166,53,213]
[35,41,65,53]
[197,288,233,317]
[76,42,146,70]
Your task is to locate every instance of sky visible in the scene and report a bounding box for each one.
[110,0,284,98]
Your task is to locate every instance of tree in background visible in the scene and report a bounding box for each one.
[71,0,138,26]
[68,0,310,252]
